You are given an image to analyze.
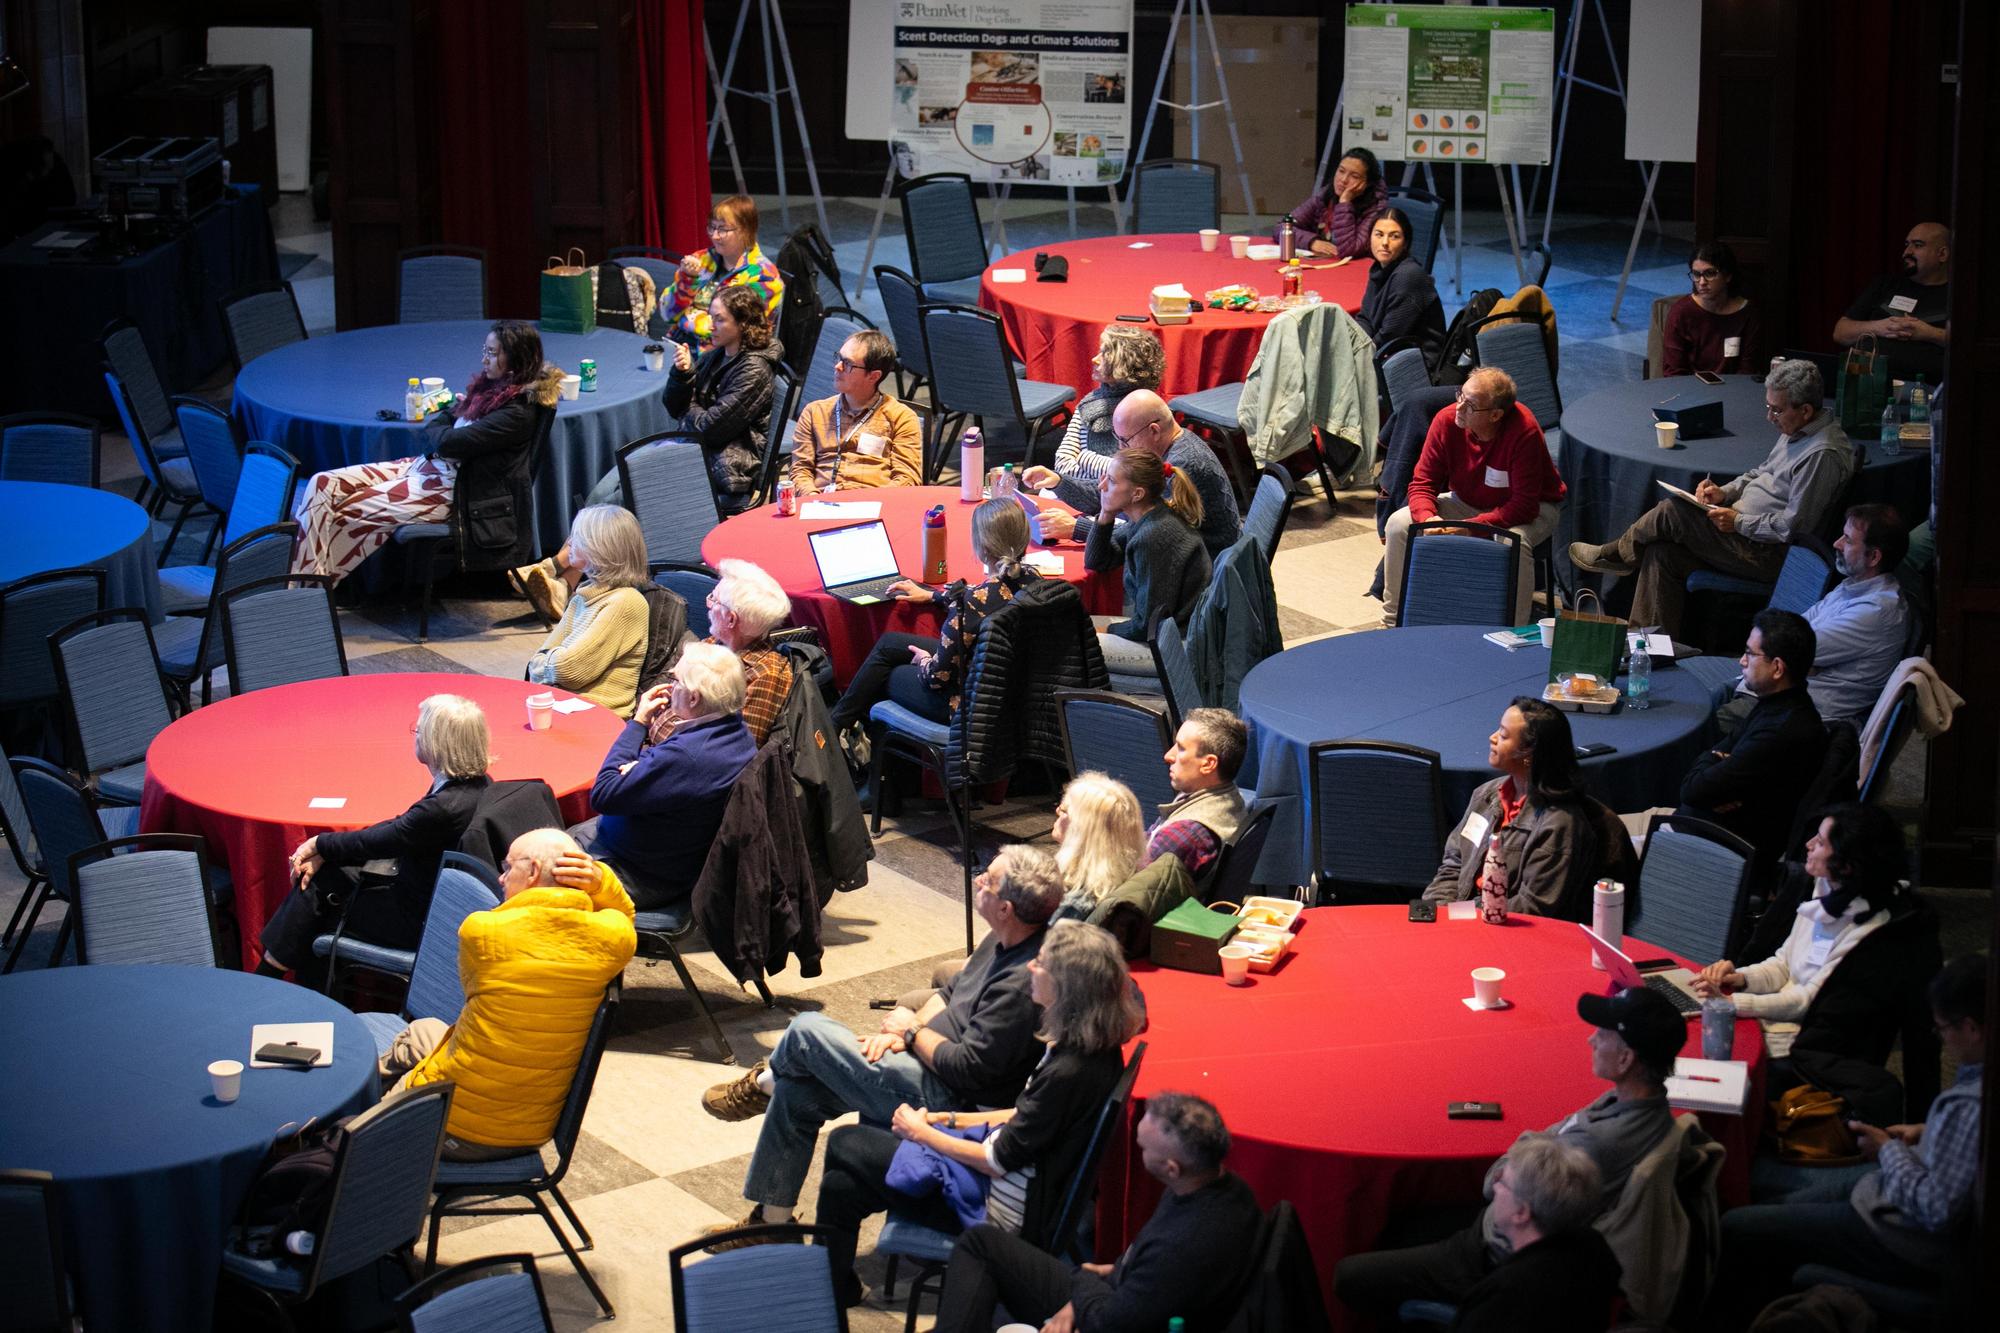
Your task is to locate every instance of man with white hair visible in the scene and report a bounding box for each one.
[1571,357,1856,636]
[659,556,795,746]
[570,641,754,908]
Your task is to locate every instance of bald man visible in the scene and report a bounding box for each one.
[1033,388,1241,557]
[1834,222,1951,384]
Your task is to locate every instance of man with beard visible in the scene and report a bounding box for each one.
[1833,222,1951,384]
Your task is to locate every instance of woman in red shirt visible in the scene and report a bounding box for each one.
[1661,241,1763,377]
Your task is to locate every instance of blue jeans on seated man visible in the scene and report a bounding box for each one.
[1712,1198,1933,1322]
[745,1010,962,1210]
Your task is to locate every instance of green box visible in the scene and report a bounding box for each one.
[1149,899,1240,975]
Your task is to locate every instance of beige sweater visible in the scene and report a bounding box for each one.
[533,582,647,717]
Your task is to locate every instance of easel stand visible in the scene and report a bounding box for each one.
[1116,0,1257,231]
[704,0,831,241]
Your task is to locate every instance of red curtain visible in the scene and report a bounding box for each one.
[637,0,712,256]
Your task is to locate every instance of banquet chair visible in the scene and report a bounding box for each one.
[1057,690,1177,812]
[879,1042,1148,1330]
[799,307,877,409]
[1203,801,1281,905]
[0,566,104,718]
[618,433,720,566]
[896,171,989,305]
[650,561,719,640]
[169,396,248,559]
[47,606,177,805]
[1684,534,1838,652]
[103,369,203,556]
[1625,813,1757,966]
[222,574,348,695]
[1398,520,1522,628]
[670,1222,847,1333]
[158,441,300,615]
[1129,158,1221,234]
[1858,681,1917,807]
[752,359,802,505]
[1790,1262,1947,1328]
[153,522,299,709]
[219,280,309,373]
[98,318,187,464]
[397,246,488,324]
[1380,346,1435,416]
[0,1170,70,1332]
[220,1083,455,1331]
[920,304,1074,472]
[1149,614,1206,729]
[395,1254,555,1333]
[1474,320,1563,428]
[873,265,935,404]
[6,756,141,971]
[425,985,621,1318]
[322,852,500,1012]
[1385,187,1445,270]
[0,412,99,488]
[1308,740,1449,905]
[607,244,682,300]
[70,833,221,967]
[0,743,53,951]
[1243,465,1295,563]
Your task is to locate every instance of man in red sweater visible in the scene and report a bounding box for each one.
[1382,367,1568,626]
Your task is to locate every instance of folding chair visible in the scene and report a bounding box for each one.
[47,607,178,805]
[5,755,140,971]
[396,1253,554,1333]
[1309,740,1448,905]
[896,172,988,305]
[1129,158,1221,233]
[1626,813,1758,965]
[222,573,348,695]
[1398,520,1522,628]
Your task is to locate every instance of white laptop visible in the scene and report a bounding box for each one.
[1580,924,1704,1017]
[805,519,905,605]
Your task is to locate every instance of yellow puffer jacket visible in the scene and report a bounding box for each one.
[404,863,637,1148]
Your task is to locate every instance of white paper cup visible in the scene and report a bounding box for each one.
[420,376,446,403]
[1228,234,1251,259]
[1219,943,1256,985]
[526,691,556,730]
[645,349,665,372]
[998,1325,1041,1333]
[1471,967,1506,1007]
[560,374,581,401]
[1655,420,1679,449]
[1199,228,1220,251]
[209,1059,243,1103]
[1538,616,1557,650]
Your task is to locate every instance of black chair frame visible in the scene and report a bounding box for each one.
[102,368,200,553]
[916,300,1070,478]
[162,520,301,709]
[1859,683,1918,808]
[1203,799,1282,905]
[893,171,987,288]
[67,832,223,967]
[0,1169,70,1330]
[753,359,803,505]
[1,565,106,715]
[46,606,180,789]
[1307,738,1448,905]
[1128,157,1222,233]
[1633,811,1761,960]
[1054,688,1173,796]
[872,264,934,404]
[1397,519,1522,628]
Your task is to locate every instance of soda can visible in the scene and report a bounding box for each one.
[1701,997,1735,1061]
[776,478,797,516]
[580,358,599,392]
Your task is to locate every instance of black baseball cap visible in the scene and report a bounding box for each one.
[1576,987,1686,1074]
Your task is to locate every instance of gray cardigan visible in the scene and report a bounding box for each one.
[1085,504,1212,641]
[1422,776,1630,921]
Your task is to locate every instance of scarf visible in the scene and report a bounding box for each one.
[455,373,526,423]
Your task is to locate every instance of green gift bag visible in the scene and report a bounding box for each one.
[1547,589,1624,686]
[540,248,595,335]
[1835,336,1889,437]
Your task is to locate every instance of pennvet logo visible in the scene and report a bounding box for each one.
[901,2,970,18]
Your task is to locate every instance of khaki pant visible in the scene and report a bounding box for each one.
[1611,498,1789,636]
[379,1018,527,1162]
[1382,495,1560,626]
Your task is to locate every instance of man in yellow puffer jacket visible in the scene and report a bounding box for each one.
[381,827,637,1159]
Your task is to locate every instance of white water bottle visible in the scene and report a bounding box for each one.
[285,1230,316,1256]
[959,427,985,503]
[1591,879,1624,970]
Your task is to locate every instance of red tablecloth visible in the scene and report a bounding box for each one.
[1098,907,1767,1327]
[139,673,624,967]
[699,485,1123,686]
[980,233,1373,404]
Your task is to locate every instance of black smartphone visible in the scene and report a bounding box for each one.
[1574,742,1617,759]
[1115,313,1149,323]
[1694,370,1724,386]
[1630,958,1677,972]
[1407,899,1437,922]
[1447,1101,1503,1120]
[256,1042,320,1069]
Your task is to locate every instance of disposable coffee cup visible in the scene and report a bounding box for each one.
[420,377,446,409]
[1199,228,1220,252]
[645,346,666,372]
[1228,234,1251,259]
[1471,967,1506,1007]
[1655,420,1679,449]
[526,691,556,731]
[209,1059,243,1103]
[1219,943,1256,986]
[998,1325,1040,1333]
[560,374,581,401]
[1538,616,1557,650]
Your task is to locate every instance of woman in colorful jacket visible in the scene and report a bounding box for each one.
[667,193,784,349]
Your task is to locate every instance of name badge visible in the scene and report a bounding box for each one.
[1483,466,1510,489]
[1805,936,1835,970]
[1722,336,1741,358]
[1886,293,1919,314]
[1458,810,1491,847]
[855,431,888,458]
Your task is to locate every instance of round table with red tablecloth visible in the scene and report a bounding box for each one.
[699,485,1123,686]
[1097,907,1767,1328]
[979,233,1372,404]
[139,673,625,967]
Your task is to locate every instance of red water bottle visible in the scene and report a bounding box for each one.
[921,505,948,582]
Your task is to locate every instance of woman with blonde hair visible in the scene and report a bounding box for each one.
[1021,323,1167,512]
[1051,771,1147,919]
[526,505,651,716]
[1086,445,1211,680]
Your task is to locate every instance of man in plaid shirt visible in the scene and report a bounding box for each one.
[649,558,794,748]
[1144,708,1249,884]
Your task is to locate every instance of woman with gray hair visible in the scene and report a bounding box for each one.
[255,693,493,982]
[526,505,652,716]
[814,920,1144,1308]
[1021,323,1168,512]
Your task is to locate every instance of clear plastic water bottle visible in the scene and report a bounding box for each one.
[1626,636,1651,711]
[1879,400,1898,446]
[1910,379,1929,423]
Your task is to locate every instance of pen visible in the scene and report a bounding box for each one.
[1682,1074,1722,1083]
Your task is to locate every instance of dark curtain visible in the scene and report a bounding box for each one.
[436,0,537,317]
[637,0,711,257]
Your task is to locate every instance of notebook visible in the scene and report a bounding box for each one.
[806,519,905,605]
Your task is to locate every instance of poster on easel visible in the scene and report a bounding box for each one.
[889,0,1134,184]
[1343,5,1555,166]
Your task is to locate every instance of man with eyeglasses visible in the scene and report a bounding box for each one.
[1571,358,1854,636]
[790,328,924,495]
[1833,222,1951,384]
[1381,366,1567,626]
[1033,388,1241,557]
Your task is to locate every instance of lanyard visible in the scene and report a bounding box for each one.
[833,394,884,450]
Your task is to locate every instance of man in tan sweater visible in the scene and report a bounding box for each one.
[790,328,924,494]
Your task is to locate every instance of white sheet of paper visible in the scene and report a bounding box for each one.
[307,797,347,810]
[1457,810,1491,847]
[250,1022,336,1067]
[1446,900,1479,921]
[1657,479,1720,511]
[1022,550,1066,574]
[1036,487,1061,500]
[799,501,883,520]
[990,268,1029,283]
[33,230,94,250]
[1128,241,1154,249]
[551,697,595,714]
[1627,631,1674,659]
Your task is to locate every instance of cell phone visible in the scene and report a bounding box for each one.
[1407,899,1437,922]
[256,1042,321,1069]
[1115,313,1149,323]
[1694,371,1724,386]
[1447,1101,1503,1120]
[1574,742,1618,759]
[1630,958,1677,972]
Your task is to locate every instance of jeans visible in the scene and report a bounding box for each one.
[830,632,948,731]
[1712,1199,1932,1323]
[744,1011,960,1209]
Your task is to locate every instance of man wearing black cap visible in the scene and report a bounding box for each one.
[1335,987,1685,1318]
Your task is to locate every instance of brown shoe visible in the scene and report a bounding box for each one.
[701,1060,771,1121]
[1567,541,1638,577]
[507,559,566,626]
[701,1204,804,1253]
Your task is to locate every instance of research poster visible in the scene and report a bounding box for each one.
[1343,5,1556,166]
[890,0,1134,184]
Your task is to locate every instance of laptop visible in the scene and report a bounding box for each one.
[1580,924,1704,1017]
[806,519,906,605]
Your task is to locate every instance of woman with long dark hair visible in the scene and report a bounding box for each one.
[1420,697,1633,920]
[1278,146,1387,260]
[1356,206,1447,370]
[1662,240,1763,376]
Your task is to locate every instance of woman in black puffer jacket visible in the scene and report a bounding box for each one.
[666,283,783,513]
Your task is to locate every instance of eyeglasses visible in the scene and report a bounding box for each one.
[1113,420,1157,447]
[706,220,739,234]
[1454,392,1497,414]
[1764,402,1800,418]
[1740,647,1771,661]
[1688,267,1723,282]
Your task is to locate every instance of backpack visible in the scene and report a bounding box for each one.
[1435,286,1502,386]
[638,579,691,693]
[231,1115,350,1258]
[773,224,842,376]
[594,259,657,334]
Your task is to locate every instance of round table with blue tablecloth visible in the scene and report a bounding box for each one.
[0,965,380,1333]
[230,320,674,555]
[0,479,162,621]
[1236,625,1718,887]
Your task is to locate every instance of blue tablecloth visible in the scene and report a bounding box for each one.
[232,320,674,554]
[1556,374,1931,569]
[0,188,277,418]
[1236,626,1719,886]
[0,966,379,1333]
[0,480,162,621]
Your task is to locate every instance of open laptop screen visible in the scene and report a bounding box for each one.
[806,519,900,589]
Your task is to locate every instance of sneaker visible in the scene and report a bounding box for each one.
[701,1060,771,1121]
[700,1203,805,1253]
[1567,541,1638,577]
[837,721,872,771]
[507,560,566,626]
